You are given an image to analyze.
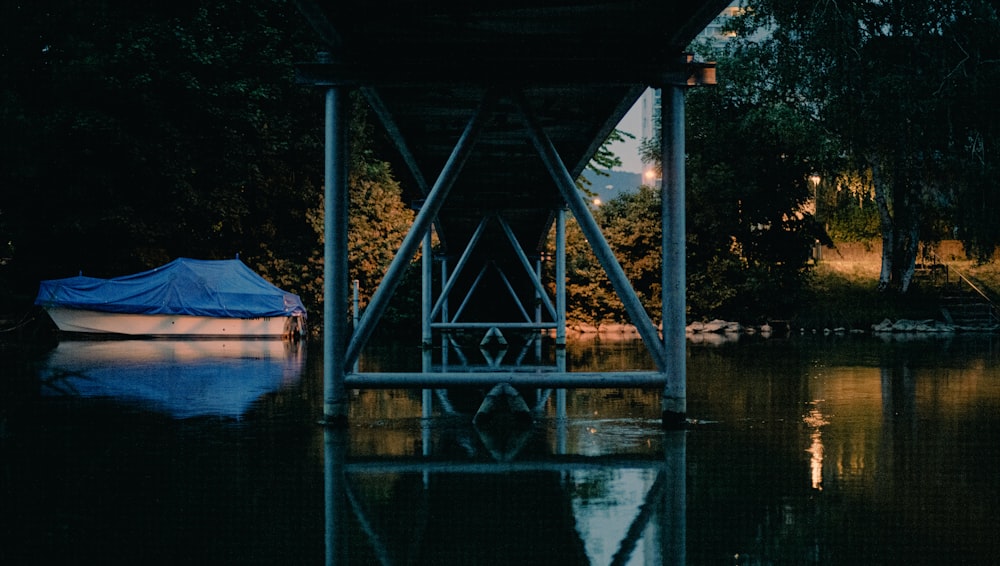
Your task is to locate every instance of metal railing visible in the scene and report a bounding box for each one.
[945,266,1000,326]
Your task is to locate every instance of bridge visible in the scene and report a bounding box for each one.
[293,1,730,427]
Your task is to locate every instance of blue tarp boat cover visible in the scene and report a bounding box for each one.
[35,258,306,319]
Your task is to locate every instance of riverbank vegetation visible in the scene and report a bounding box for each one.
[3,1,1000,337]
[795,263,941,332]
[729,0,1000,293]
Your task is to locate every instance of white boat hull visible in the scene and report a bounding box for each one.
[45,307,305,338]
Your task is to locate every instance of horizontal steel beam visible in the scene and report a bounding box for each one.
[296,60,716,87]
[429,365,562,373]
[345,371,665,388]
[431,322,557,330]
[344,459,665,474]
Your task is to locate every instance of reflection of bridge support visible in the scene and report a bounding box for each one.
[661,430,688,565]
[324,429,347,566]
[324,428,688,565]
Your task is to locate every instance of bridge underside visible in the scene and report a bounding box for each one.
[293,1,729,426]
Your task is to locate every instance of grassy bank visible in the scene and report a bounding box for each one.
[794,254,1000,332]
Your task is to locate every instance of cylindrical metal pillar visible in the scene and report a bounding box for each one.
[422,230,433,351]
[352,279,360,373]
[323,86,350,425]
[422,230,433,419]
[556,207,568,424]
[535,256,544,361]
[534,257,542,325]
[661,85,687,428]
[556,208,567,347]
[440,256,449,367]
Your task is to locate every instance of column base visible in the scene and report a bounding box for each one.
[320,401,350,427]
[319,415,349,428]
[661,410,688,430]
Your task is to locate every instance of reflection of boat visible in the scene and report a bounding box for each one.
[34,258,306,338]
[39,340,305,418]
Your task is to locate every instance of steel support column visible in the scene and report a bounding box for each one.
[422,230,433,418]
[323,86,350,425]
[661,84,687,428]
[556,208,567,347]
[555,207,568,421]
[422,230,433,350]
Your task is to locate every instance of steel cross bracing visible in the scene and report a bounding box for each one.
[347,90,670,371]
[294,1,727,426]
[316,87,689,413]
[304,87,706,424]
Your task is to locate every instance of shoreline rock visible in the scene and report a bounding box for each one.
[562,316,1000,341]
[871,318,998,334]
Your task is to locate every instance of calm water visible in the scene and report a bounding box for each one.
[2,333,1000,564]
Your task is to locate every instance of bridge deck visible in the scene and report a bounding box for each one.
[297,1,724,255]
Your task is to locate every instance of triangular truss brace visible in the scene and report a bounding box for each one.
[342,90,669,376]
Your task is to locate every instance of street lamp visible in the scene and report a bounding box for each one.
[808,174,821,213]
[809,174,822,262]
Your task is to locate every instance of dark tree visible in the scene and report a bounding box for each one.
[733,0,1000,289]
[1,1,322,292]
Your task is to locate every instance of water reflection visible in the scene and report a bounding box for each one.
[39,339,304,418]
[325,424,686,566]
[3,335,1000,564]
[802,403,828,491]
[686,335,1000,564]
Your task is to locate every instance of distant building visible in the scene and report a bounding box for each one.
[637,1,748,173]
[698,1,744,43]
[638,88,661,152]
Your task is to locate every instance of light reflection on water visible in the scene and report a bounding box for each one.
[1,334,1000,564]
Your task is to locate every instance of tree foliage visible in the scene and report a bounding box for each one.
[0,1,418,330]
[259,95,418,333]
[733,0,1000,289]
[561,216,622,328]
[2,1,323,284]
[634,44,826,322]
[576,128,635,195]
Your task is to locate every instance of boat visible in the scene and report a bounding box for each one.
[35,257,306,339]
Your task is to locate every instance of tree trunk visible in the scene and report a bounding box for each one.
[871,159,894,291]
[892,168,922,294]
[897,215,920,293]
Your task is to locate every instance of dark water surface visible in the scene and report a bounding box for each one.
[2,334,1000,564]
